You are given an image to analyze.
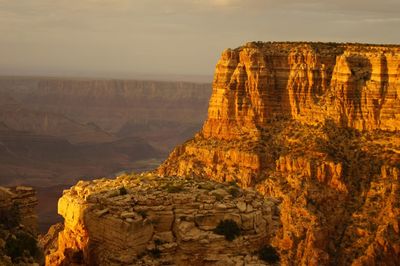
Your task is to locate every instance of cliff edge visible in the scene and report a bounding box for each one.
[159,42,400,265]
[46,174,280,265]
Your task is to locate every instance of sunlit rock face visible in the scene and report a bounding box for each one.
[201,42,400,141]
[45,175,279,266]
[159,42,400,265]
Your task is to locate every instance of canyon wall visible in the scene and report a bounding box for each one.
[0,186,38,234]
[202,42,400,140]
[0,78,211,150]
[0,186,41,265]
[159,42,400,265]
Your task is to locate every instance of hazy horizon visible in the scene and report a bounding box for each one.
[1,0,399,80]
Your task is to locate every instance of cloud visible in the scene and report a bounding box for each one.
[0,0,399,78]
[210,0,239,7]
[336,17,400,24]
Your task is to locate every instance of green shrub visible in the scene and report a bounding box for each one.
[166,184,184,193]
[5,232,39,262]
[213,219,241,241]
[259,245,280,263]
[149,247,161,258]
[228,187,241,198]
[228,180,239,187]
[154,239,163,245]
[138,210,148,219]
[0,203,21,229]
[119,187,128,195]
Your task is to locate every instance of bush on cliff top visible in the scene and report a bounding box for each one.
[213,219,241,241]
[258,245,280,263]
[165,183,185,193]
[119,186,128,195]
[0,203,21,229]
[5,232,39,262]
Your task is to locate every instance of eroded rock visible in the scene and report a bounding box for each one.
[45,175,279,265]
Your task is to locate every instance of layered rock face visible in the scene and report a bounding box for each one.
[202,42,400,140]
[46,174,279,265]
[0,186,38,235]
[0,186,41,265]
[0,77,211,151]
[159,42,400,265]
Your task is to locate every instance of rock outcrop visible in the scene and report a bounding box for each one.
[46,174,280,265]
[201,42,400,141]
[159,42,400,265]
[0,186,41,265]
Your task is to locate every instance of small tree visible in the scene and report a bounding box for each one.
[119,187,128,195]
[0,203,21,229]
[213,219,241,241]
[5,232,39,262]
[259,245,280,263]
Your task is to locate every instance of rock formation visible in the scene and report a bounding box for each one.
[159,42,400,265]
[0,186,41,265]
[43,42,400,265]
[45,174,279,265]
[0,77,211,151]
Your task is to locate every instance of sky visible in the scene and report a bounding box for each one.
[0,0,399,81]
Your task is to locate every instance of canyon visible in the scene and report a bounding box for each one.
[0,77,211,233]
[0,77,211,152]
[3,42,400,265]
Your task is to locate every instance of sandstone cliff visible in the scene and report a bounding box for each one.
[159,42,400,265]
[45,174,280,265]
[200,42,400,141]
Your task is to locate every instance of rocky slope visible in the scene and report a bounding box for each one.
[0,186,41,265]
[159,42,400,265]
[45,174,280,265]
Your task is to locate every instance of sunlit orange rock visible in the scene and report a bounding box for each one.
[159,42,400,265]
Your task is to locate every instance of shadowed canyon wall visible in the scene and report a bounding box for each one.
[0,78,211,150]
[0,186,41,265]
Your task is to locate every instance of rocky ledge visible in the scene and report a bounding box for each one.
[46,174,280,265]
